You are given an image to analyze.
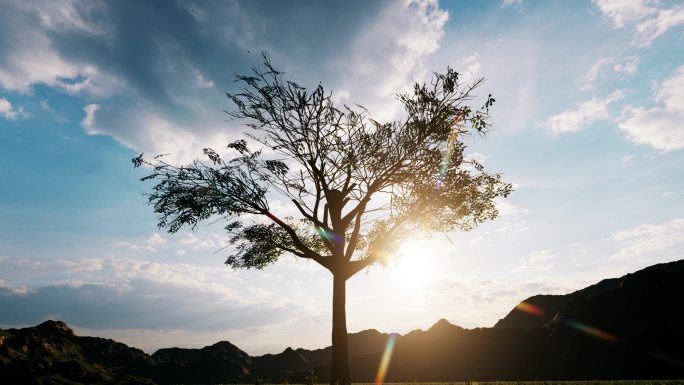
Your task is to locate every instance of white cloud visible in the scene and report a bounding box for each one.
[609,218,684,259]
[0,254,331,353]
[0,97,27,120]
[621,154,636,163]
[0,31,120,96]
[581,56,638,91]
[193,69,215,89]
[114,242,155,253]
[547,90,624,133]
[0,1,122,95]
[0,1,240,164]
[147,233,167,246]
[464,152,488,165]
[333,0,449,122]
[619,65,684,151]
[428,271,604,328]
[460,53,481,84]
[80,101,238,163]
[593,0,657,28]
[16,0,110,35]
[41,99,68,122]
[593,0,684,46]
[512,250,556,273]
[179,233,227,251]
[494,198,527,217]
[613,56,639,75]
[114,232,168,253]
[496,219,528,235]
[502,0,524,7]
[80,103,99,132]
[581,58,612,91]
[529,249,555,262]
[635,4,684,46]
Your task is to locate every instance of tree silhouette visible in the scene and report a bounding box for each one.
[133,55,511,385]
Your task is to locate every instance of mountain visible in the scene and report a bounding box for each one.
[1,259,683,383]
[495,259,684,330]
[0,320,157,385]
[494,277,619,329]
[152,341,251,384]
[538,260,684,379]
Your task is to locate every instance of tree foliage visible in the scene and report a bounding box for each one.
[133,55,511,276]
[134,54,512,385]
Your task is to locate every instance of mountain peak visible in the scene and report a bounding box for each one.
[429,318,461,332]
[36,320,74,336]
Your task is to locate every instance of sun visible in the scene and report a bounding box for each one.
[390,239,439,292]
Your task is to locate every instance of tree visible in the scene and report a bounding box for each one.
[133,55,512,385]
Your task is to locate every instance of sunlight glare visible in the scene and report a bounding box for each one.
[390,240,439,293]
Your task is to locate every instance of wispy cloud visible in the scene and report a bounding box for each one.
[547,90,624,133]
[593,0,684,46]
[0,97,27,120]
[502,0,524,8]
[610,218,684,259]
[593,0,657,28]
[428,271,604,327]
[0,279,295,331]
[513,249,556,273]
[581,56,638,91]
[0,1,121,96]
[633,4,684,46]
[80,104,98,132]
[619,65,684,151]
[0,254,313,330]
[114,233,168,253]
[333,0,449,122]
[0,1,253,162]
[495,219,528,235]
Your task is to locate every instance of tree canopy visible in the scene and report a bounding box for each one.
[133,57,511,276]
[134,55,511,385]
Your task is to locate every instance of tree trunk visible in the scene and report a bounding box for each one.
[330,273,350,385]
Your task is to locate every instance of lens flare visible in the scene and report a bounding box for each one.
[315,227,343,243]
[563,319,620,343]
[515,301,544,316]
[436,113,463,190]
[375,333,397,385]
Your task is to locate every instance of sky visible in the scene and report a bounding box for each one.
[1,0,683,355]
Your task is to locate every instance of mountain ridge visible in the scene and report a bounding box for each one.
[1,259,683,384]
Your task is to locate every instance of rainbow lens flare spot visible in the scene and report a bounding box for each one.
[563,319,620,343]
[375,333,397,385]
[315,227,343,243]
[516,301,544,316]
[436,114,463,190]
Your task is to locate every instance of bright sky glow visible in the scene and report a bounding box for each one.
[1,0,683,355]
[390,240,441,293]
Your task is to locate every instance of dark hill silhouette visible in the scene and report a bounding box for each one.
[495,278,620,329]
[539,262,684,379]
[252,347,311,382]
[152,341,251,384]
[1,259,683,384]
[0,320,156,384]
[495,259,684,330]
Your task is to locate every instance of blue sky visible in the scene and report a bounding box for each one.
[1,0,683,354]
